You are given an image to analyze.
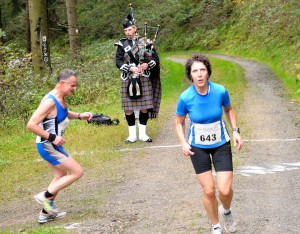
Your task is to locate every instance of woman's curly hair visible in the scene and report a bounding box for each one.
[185,54,212,81]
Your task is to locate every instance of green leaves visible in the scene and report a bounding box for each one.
[0,29,6,39]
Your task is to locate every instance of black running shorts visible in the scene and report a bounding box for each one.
[190,141,233,174]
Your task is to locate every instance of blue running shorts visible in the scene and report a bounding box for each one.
[37,142,69,166]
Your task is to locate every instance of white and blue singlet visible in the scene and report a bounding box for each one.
[36,94,70,165]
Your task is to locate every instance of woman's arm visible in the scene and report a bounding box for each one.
[175,115,194,156]
[224,105,243,151]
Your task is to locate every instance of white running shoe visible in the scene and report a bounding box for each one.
[212,226,223,234]
[38,209,67,223]
[219,205,237,233]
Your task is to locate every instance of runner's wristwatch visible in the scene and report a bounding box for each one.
[232,127,240,133]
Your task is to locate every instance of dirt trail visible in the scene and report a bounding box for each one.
[1,54,299,233]
[75,54,300,233]
[204,54,300,234]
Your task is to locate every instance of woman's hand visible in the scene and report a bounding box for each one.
[181,142,195,156]
[233,131,243,151]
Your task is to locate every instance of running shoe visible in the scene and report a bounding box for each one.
[212,226,223,234]
[38,209,67,224]
[34,191,58,215]
[219,205,237,233]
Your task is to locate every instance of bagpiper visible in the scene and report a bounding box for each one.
[114,4,161,143]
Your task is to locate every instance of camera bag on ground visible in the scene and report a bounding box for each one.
[87,114,120,126]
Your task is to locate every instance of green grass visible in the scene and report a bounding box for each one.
[229,49,299,103]
[0,52,247,233]
[0,226,68,234]
[161,51,247,109]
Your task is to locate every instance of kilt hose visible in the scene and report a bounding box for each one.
[121,75,154,111]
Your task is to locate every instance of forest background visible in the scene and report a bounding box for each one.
[1,0,299,131]
[0,0,299,232]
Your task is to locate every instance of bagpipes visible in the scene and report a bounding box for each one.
[137,22,160,63]
[87,114,120,126]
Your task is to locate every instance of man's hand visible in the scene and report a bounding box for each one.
[79,112,93,121]
[139,63,149,70]
[130,66,141,75]
[53,135,65,146]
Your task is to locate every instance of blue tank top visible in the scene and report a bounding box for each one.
[176,82,231,149]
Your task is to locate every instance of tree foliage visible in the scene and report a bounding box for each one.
[1,0,299,52]
[0,0,299,129]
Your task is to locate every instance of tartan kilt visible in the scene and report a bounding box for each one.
[121,75,153,111]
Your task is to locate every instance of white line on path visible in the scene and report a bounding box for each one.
[243,138,299,142]
[119,138,299,152]
[64,138,300,156]
[119,144,181,152]
[63,138,299,158]
[60,138,300,177]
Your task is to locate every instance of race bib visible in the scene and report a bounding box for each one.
[57,118,70,136]
[194,121,221,145]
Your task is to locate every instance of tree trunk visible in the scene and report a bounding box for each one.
[66,0,80,57]
[0,6,3,45]
[26,1,31,53]
[28,0,51,76]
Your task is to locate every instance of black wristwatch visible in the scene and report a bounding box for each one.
[232,127,240,133]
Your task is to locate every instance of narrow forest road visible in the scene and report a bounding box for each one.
[200,54,300,234]
[74,54,300,233]
[1,54,299,234]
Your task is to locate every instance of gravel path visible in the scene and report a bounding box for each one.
[1,54,299,233]
[76,54,300,233]
[204,54,300,234]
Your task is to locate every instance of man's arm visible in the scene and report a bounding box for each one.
[27,98,65,146]
[68,110,93,121]
[27,98,55,140]
[116,45,131,73]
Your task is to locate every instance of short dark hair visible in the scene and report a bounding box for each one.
[185,54,212,81]
[57,69,77,82]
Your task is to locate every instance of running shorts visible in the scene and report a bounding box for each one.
[36,142,69,166]
[190,141,233,174]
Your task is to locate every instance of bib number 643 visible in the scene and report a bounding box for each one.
[199,134,217,142]
[194,121,222,145]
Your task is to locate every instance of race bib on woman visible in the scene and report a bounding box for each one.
[194,121,222,145]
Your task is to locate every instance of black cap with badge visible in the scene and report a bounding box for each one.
[122,3,136,28]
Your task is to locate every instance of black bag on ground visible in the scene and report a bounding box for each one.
[87,114,120,125]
